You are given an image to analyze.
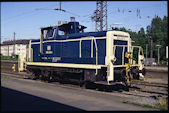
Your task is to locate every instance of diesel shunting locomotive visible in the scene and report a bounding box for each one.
[19,17,146,86]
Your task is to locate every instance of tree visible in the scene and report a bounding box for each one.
[150,15,168,63]
[146,25,151,57]
[118,15,168,64]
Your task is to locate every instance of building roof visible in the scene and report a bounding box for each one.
[1,39,30,46]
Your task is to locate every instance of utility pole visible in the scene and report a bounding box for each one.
[13,32,16,59]
[156,44,161,65]
[59,1,61,10]
[8,45,9,56]
[146,44,148,58]
[91,1,107,32]
[150,36,153,58]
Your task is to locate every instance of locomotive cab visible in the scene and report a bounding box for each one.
[40,18,87,39]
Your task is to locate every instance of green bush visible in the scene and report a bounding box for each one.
[161,60,166,64]
[0,55,18,61]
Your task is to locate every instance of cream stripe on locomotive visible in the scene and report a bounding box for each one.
[31,36,106,45]
[26,62,104,69]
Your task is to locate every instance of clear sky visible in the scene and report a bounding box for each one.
[1,1,168,42]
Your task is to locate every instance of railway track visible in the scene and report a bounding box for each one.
[1,71,168,99]
[129,87,168,96]
[132,80,168,88]
[130,80,168,96]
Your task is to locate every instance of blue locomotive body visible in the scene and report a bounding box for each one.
[25,17,145,85]
[31,33,107,65]
[31,32,128,66]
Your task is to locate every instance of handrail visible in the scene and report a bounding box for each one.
[131,46,134,64]
[79,40,82,58]
[131,46,144,65]
[113,45,128,65]
[93,38,98,75]
[122,46,125,65]
[79,36,98,75]
[40,30,44,54]
[112,45,143,66]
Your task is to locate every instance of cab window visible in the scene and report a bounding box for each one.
[44,29,55,39]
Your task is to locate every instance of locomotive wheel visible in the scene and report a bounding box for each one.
[39,74,44,80]
[39,70,50,81]
[79,76,84,87]
[26,69,39,80]
[132,71,139,80]
[32,74,39,80]
[30,73,36,80]
[131,68,139,80]
[58,73,64,84]
[84,81,96,89]
[141,68,146,75]
[46,75,51,83]
[121,69,126,82]
[84,81,90,89]
[46,72,53,83]
[47,76,54,83]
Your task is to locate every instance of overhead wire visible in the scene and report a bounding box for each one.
[35,7,80,17]
[64,10,80,17]
[3,10,38,22]
[2,10,41,24]
[5,3,57,20]
[3,2,80,24]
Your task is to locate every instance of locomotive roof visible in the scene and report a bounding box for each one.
[31,31,107,42]
[40,22,87,32]
[31,30,131,43]
[32,19,130,43]
[41,26,57,30]
[58,23,87,32]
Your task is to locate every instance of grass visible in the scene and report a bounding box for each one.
[123,100,132,104]
[155,97,168,111]
[155,103,168,111]
[141,104,153,108]
[123,99,168,111]
[123,100,153,108]
[139,97,168,111]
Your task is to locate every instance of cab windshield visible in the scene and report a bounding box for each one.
[43,29,55,39]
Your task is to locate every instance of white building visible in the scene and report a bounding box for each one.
[1,39,30,58]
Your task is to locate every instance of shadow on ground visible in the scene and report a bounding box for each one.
[90,83,141,92]
[58,80,141,92]
[1,87,84,111]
